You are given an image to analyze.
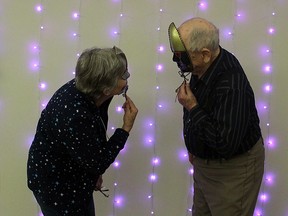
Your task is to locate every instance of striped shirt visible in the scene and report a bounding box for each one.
[183,47,262,159]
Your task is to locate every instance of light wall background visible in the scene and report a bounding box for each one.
[0,0,287,215]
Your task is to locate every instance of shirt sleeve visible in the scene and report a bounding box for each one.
[187,73,250,158]
[61,111,129,176]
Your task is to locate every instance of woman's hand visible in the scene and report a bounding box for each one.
[122,95,138,133]
[95,175,103,191]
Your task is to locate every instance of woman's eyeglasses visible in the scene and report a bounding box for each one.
[122,70,130,80]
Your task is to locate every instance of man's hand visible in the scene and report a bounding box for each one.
[177,81,198,111]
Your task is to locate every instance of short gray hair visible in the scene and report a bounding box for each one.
[188,22,219,52]
[75,46,127,100]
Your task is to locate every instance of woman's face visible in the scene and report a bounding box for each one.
[110,70,130,96]
[113,79,128,95]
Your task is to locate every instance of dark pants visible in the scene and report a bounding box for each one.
[34,193,95,216]
[192,138,265,216]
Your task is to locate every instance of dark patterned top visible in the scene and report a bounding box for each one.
[184,47,262,159]
[27,79,129,214]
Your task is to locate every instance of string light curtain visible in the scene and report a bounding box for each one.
[27,0,279,215]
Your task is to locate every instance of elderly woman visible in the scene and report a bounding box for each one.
[27,46,138,216]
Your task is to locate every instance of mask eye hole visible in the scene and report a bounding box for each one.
[173,51,190,64]
[173,51,184,63]
[174,52,182,59]
[172,51,193,72]
[173,53,179,62]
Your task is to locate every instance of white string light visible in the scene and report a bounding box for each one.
[72,1,82,68]
[33,1,45,216]
[33,1,45,114]
[256,1,276,215]
[146,1,171,214]
[110,1,124,215]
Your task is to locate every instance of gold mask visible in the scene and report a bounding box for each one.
[168,22,193,73]
[168,22,186,52]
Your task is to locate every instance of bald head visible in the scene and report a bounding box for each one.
[178,17,219,52]
[180,17,216,30]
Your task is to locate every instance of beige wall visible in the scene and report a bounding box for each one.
[0,0,287,215]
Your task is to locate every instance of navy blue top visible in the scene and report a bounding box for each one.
[183,47,262,159]
[27,79,129,214]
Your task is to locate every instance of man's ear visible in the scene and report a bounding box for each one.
[201,48,212,63]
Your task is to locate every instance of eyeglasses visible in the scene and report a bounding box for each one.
[122,70,130,80]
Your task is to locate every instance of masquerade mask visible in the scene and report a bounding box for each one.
[168,22,193,79]
[121,85,128,98]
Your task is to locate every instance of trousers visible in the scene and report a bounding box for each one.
[192,138,265,216]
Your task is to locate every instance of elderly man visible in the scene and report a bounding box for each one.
[168,17,265,216]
